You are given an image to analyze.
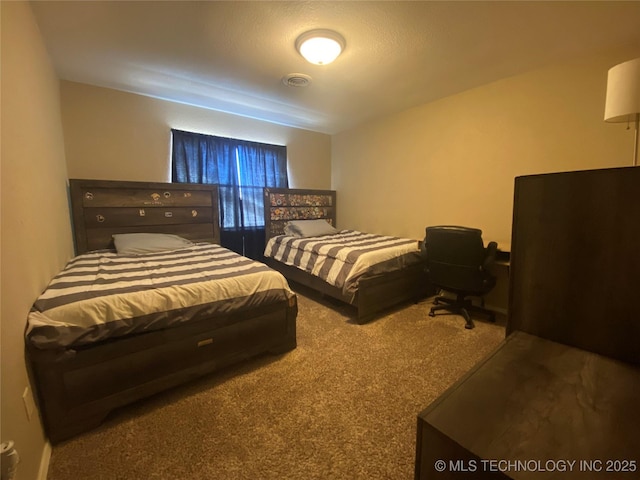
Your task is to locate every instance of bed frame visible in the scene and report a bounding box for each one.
[263,187,428,323]
[27,179,297,444]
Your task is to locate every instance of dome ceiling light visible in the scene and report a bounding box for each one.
[295,29,345,66]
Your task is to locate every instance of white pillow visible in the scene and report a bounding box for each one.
[113,233,193,254]
[283,219,338,238]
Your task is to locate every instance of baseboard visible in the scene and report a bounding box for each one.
[38,441,51,480]
[486,304,507,316]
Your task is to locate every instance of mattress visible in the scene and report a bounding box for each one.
[264,230,423,296]
[26,243,295,350]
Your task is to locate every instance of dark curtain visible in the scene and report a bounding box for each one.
[171,129,288,260]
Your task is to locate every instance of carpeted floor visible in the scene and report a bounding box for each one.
[47,286,506,480]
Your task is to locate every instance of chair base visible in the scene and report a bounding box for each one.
[428,294,496,329]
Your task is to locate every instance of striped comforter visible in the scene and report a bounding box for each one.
[27,244,295,350]
[264,230,422,296]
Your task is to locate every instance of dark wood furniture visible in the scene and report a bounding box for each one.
[263,187,429,323]
[415,167,640,479]
[27,179,297,444]
[69,178,221,254]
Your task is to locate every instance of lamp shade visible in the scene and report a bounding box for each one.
[604,57,640,123]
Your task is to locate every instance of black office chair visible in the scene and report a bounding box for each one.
[423,226,497,329]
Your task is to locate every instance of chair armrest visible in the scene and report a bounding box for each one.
[483,241,498,270]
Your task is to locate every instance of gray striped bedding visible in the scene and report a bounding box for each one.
[264,230,422,296]
[26,243,295,350]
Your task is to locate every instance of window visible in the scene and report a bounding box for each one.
[171,129,288,259]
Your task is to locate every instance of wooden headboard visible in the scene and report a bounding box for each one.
[263,188,337,241]
[69,179,220,254]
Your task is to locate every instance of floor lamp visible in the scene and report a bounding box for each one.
[604,57,640,166]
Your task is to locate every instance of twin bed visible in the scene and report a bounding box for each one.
[26,181,426,443]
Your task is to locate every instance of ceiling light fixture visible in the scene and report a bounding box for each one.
[296,29,345,66]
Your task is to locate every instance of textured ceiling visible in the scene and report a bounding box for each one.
[31,1,640,134]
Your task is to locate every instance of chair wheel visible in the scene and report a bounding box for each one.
[429,311,435,317]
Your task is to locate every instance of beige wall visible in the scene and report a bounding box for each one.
[1,2,74,479]
[61,82,332,189]
[331,45,640,246]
